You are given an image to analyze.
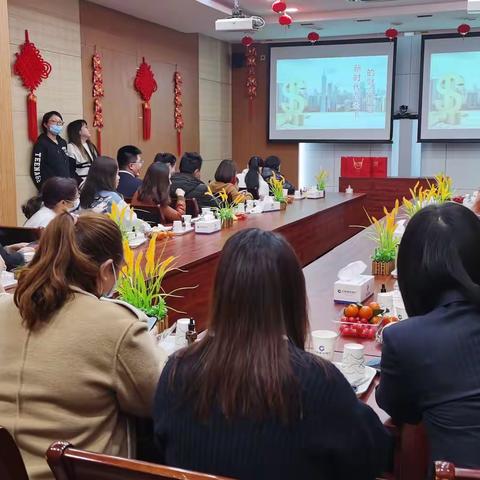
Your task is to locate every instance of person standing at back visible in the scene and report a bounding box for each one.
[170,152,216,209]
[30,111,75,190]
[66,119,98,183]
[117,145,143,198]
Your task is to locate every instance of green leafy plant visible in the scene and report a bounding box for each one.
[268,175,287,203]
[205,186,245,222]
[315,170,328,191]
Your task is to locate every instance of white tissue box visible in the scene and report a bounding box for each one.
[195,218,221,234]
[306,190,325,199]
[262,201,281,212]
[334,275,374,303]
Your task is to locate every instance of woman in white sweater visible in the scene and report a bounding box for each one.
[67,119,98,182]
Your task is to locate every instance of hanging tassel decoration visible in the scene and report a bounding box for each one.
[143,102,151,140]
[174,70,184,156]
[27,93,38,142]
[92,49,105,153]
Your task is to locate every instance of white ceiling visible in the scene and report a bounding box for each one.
[89,0,475,42]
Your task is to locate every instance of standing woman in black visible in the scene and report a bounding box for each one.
[30,111,76,190]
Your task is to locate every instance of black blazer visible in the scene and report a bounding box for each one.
[117,171,142,198]
[376,290,480,468]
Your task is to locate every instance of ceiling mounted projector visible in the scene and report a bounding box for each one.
[215,0,265,32]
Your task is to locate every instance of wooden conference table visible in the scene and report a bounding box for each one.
[156,193,366,330]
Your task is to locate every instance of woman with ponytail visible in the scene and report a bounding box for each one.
[377,202,480,469]
[0,212,165,480]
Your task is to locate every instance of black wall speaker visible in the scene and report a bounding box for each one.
[231,52,245,68]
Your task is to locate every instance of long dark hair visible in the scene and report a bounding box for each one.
[80,156,118,209]
[137,162,170,206]
[67,119,98,161]
[245,156,263,199]
[214,159,237,184]
[22,177,78,219]
[170,228,310,422]
[14,212,123,330]
[398,203,480,317]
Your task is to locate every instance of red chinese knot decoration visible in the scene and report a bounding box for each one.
[174,71,184,156]
[308,32,320,43]
[458,24,471,37]
[13,30,52,142]
[92,50,104,153]
[242,36,253,47]
[134,57,157,140]
[385,28,398,41]
[245,44,257,121]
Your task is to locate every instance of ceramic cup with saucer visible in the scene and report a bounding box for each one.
[172,220,183,233]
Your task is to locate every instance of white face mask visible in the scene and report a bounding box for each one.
[104,263,118,299]
[68,198,80,212]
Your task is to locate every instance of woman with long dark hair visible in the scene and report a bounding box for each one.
[23,177,79,227]
[67,119,98,181]
[244,156,269,200]
[131,162,185,224]
[209,159,252,203]
[376,203,480,469]
[153,228,390,480]
[0,212,165,480]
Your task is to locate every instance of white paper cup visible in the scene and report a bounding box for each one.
[294,190,301,198]
[341,343,365,383]
[235,203,245,214]
[175,318,190,347]
[201,207,211,216]
[282,188,288,197]
[246,200,254,210]
[172,220,183,233]
[182,214,192,226]
[310,330,338,361]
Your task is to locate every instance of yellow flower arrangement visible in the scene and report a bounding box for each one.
[268,175,287,203]
[205,186,244,222]
[108,202,135,240]
[116,235,192,326]
[315,170,328,191]
[365,200,400,263]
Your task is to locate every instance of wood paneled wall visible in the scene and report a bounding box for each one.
[231,43,298,186]
[0,0,17,225]
[79,1,199,168]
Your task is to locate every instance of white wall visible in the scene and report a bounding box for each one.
[299,35,480,195]
[198,35,232,184]
[8,0,83,225]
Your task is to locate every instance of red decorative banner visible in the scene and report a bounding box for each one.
[92,49,104,153]
[245,45,257,121]
[134,57,157,140]
[13,30,52,142]
[174,70,184,156]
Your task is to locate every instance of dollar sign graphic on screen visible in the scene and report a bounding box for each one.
[434,74,465,125]
[281,81,306,126]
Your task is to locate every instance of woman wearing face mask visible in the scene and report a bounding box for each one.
[131,162,185,224]
[30,111,76,190]
[23,177,80,228]
[0,212,166,480]
[67,119,98,182]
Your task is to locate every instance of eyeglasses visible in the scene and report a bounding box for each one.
[49,120,65,126]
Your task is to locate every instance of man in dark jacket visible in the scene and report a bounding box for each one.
[117,145,143,198]
[261,155,296,195]
[30,111,76,190]
[170,152,216,209]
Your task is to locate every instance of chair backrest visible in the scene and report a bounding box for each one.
[0,427,30,480]
[185,198,200,217]
[46,441,234,480]
[132,206,165,225]
[0,226,42,246]
[436,461,480,479]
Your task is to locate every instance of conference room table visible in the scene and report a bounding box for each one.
[156,192,367,330]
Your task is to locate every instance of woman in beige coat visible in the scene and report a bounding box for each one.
[0,212,166,480]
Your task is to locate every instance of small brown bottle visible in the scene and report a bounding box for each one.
[186,318,197,345]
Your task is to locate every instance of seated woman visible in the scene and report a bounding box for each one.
[23,176,79,228]
[153,228,391,480]
[209,159,252,203]
[0,212,165,480]
[376,202,480,469]
[131,162,186,224]
[262,155,296,195]
[243,156,270,200]
[154,152,177,175]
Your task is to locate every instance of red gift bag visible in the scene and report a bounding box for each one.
[341,156,372,177]
[371,157,387,178]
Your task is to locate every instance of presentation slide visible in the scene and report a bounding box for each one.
[420,35,480,141]
[269,41,395,142]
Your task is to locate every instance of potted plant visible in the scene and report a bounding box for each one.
[109,202,135,240]
[268,175,288,210]
[315,170,328,198]
[116,234,191,333]
[205,187,245,228]
[365,200,399,276]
